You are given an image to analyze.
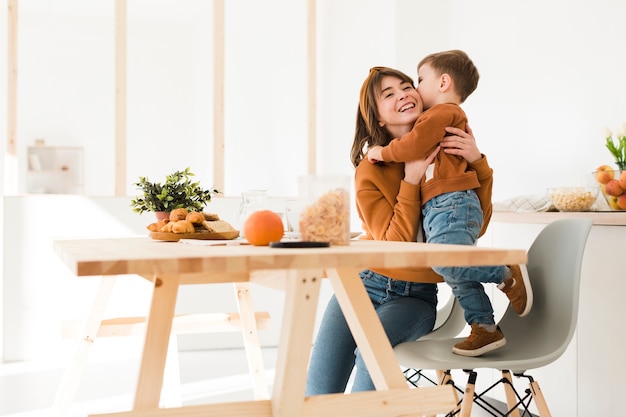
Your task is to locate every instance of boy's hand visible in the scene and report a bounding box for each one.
[367,146,384,164]
[404,146,439,185]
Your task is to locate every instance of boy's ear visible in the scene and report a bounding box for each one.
[440,73,452,92]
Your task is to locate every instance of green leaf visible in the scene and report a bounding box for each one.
[606,136,626,165]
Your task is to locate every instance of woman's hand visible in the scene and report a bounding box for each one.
[404,146,439,185]
[442,124,481,163]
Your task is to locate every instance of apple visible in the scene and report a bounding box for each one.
[608,196,620,210]
[594,165,615,184]
[619,170,626,189]
[605,179,624,196]
[617,194,626,210]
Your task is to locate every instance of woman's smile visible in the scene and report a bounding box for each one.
[399,102,416,112]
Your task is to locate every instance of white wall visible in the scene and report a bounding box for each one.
[397,0,626,199]
[0,0,392,199]
[4,0,625,202]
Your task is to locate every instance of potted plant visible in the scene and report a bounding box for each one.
[130,167,220,217]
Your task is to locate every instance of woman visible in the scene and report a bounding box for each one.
[305,66,494,395]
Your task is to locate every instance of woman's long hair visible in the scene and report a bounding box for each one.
[350,66,415,168]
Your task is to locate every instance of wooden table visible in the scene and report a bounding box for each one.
[52,237,527,417]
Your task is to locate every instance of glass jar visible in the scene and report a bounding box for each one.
[237,189,268,233]
[297,175,351,245]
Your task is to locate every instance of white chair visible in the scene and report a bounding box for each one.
[403,289,466,389]
[394,218,593,417]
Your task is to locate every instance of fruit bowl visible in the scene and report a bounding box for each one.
[592,167,626,210]
[548,186,599,212]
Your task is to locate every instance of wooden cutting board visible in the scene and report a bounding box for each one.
[149,230,240,242]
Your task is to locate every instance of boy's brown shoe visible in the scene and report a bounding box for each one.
[501,264,533,317]
[452,324,506,357]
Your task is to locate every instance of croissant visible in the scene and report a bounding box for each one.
[147,219,169,232]
[186,211,205,224]
[172,220,195,234]
[160,221,175,232]
[169,208,189,222]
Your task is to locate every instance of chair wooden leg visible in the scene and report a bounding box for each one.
[459,371,476,417]
[423,370,458,417]
[437,370,458,401]
[529,380,552,417]
[502,370,521,417]
[436,369,450,385]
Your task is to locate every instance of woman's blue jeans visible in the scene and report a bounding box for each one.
[423,190,507,326]
[305,270,437,395]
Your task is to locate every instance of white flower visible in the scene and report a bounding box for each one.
[604,123,626,166]
[602,127,613,139]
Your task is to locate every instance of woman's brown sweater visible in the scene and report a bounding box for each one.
[354,154,493,283]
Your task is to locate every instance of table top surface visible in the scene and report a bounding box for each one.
[53,236,527,278]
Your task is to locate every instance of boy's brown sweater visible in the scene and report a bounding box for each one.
[380,103,480,205]
[355,155,493,283]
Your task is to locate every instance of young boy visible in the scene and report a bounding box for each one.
[367,50,532,357]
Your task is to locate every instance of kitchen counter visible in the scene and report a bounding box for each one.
[492,210,626,226]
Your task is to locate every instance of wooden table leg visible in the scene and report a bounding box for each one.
[133,274,180,410]
[52,275,117,417]
[234,282,270,400]
[325,268,407,390]
[86,268,456,417]
[323,268,458,416]
[271,268,323,417]
[160,336,182,407]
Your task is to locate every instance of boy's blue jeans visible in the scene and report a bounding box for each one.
[423,189,507,326]
[305,270,437,395]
